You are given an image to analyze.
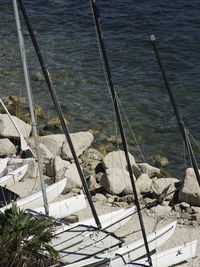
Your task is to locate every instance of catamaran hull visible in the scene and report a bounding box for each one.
[125,240,197,267]
[0,178,67,211]
[71,206,135,232]
[62,221,177,266]
[0,164,28,187]
[33,194,86,218]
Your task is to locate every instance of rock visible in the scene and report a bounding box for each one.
[63,214,79,223]
[179,168,200,206]
[138,163,160,178]
[95,172,104,183]
[61,163,83,193]
[0,114,31,139]
[24,159,39,179]
[153,155,169,167]
[119,195,135,204]
[132,164,142,179]
[44,117,69,132]
[100,168,133,195]
[39,134,66,157]
[0,138,15,157]
[86,175,99,190]
[80,148,103,177]
[135,173,152,194]
[92,193,107,202]
[191,206,200,214]
[150,177,179,201]
[61,131,94,160]
[29,138,52,165]
[180,202,190,209]
[102,150,136,170]
[151,205,172,217]
[46,156,71,178]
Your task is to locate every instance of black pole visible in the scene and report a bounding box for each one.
[151,34,200,188]
[17,0,101,229]
[90,1,153,266]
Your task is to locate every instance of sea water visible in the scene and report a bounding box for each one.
[0,0,200,178]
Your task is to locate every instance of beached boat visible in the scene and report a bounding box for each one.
[33,193,87,219]
[124,240,197,267]
[0,164,28,187]
[0,177,67,211]
[61,221,177,266]
[54,206,135,233]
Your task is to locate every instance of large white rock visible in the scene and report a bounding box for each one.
[61,163,83,193]
[0,138,15,157]
[150,177,180,201]
[39,134,66,157]
[102,150,136,170]
[29,138,53,165]
[0,114,31,138]
[46,155,71,178]
[179,168,200,206]
[61,131,94,160]
[136,173,152,194]
[100,168,133,195]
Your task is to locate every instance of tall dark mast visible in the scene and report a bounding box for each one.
[90,0,152,265]
[17,0,101,229]
[151,34,200,188]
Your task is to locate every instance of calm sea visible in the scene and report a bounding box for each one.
[0,0,200,178]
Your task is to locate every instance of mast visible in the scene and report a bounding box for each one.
[17,0,101,229]
[13,0,49,215]
[90,1,152,265]
[151,34,200,188]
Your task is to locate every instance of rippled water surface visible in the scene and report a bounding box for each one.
[1,0,200,177]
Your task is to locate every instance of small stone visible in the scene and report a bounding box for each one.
[63,214,79,223]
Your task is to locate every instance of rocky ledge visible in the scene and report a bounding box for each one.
[0,110,200,226]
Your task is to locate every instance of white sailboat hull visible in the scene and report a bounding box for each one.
[72,206,135,232]
[55,206,135,235]
[0,164,28,187]
[125,240,197,267]
[0,178,67,211]
[0,157,9,175]
[33,193,86,218]
[61,221,177,266]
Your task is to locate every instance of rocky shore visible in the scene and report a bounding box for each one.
[0,99,199,265]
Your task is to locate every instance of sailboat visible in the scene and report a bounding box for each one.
[0,163,28,187]
[14,0,197,266]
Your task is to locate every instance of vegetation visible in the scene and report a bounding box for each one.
[0,204,59,266]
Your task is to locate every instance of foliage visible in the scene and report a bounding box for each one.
[0,204,59,266]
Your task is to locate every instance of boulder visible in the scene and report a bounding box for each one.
[61,131,94,160]
[136,173,152,194]
[0,114,31,138]
[39,134,66,157]
[29,138,53,165]
[0,138,15,157]
[138,163,160,178]
[61,163,83,193]
[179,168,200,206]
[150,177,179,201]
[46,156,71,178]
[80,148,103,177]
[102,150,136,170]
[100,168,134,195]
[150,205,172,217]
